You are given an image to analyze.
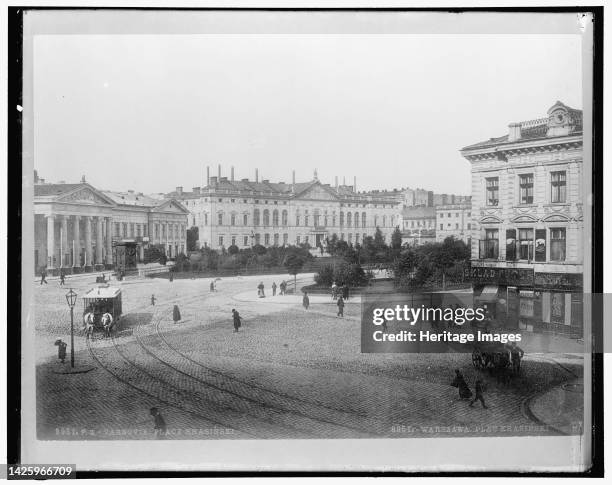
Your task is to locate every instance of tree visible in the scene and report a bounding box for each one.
[227,244,239,255]
[284,252,306,291]
[186,226,199,251]
[252,244,267,256]
[391,226,403,250]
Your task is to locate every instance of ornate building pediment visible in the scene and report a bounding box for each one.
[541,213,571,223]
[510,214,539,223]
[57,186,115,206]
[479,215,502,224]
[294,183,339,201]
[154,199,190,214]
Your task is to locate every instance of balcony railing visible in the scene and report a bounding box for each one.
[478,239,499,259]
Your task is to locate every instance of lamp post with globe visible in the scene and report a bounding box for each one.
[65,288,77,368]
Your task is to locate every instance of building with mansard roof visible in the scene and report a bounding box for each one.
[460,101,583,337]
[167,168,402,251]
[33,176,189,275]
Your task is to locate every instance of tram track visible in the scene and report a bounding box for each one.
[142,309,380,437]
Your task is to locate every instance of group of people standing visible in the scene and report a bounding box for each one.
[331,281,350,301]
[257,280,288,298]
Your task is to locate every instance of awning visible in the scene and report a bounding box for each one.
[476,285,498,302]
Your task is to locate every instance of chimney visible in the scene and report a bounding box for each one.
[292,170,296,185]
[354,176,356,192]
[335,176,338,188]
[256,169,259,182]
[206,166,210,186]
[231,166,235,182]
[176,186,183,195]
[508,122,522,142]
[218,164,221,179]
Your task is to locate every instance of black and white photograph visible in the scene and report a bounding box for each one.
[10,5,604,476]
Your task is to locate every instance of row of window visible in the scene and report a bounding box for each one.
[217,232,374,248]
[440,223,471,230]
[485,171,567,207]
[201,210,393,228]
[479,227,567,262]
[439,212,471,218]
[114,222,148,239]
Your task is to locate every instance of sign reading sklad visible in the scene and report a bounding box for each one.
[464,267,534,286]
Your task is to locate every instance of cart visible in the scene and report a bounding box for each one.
[82,286,122,329]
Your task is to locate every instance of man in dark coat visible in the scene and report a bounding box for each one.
[210,281,215,292]
[172,304,181,324]
[469,379,488,408]
[451,369,472,399]
[508,342,525,374]
[54,339,67,364]
[257,282,265,298]
[342,284,349,300]
[272,282,277,296]
[303,292,310,310]
[151,294,156,306]
[232,309,241,332]
[40,267,48,285]
[59,269,66,286]
[337,296,345,317]
[169,271,174,282]
[150,407,167,439]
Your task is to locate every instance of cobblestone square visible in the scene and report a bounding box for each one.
[34,273,583,440]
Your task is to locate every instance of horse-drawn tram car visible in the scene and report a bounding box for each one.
[82,286,122,336]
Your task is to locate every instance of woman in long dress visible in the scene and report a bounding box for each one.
[173,304,181,324]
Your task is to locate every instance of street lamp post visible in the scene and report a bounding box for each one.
[65,288,77,368]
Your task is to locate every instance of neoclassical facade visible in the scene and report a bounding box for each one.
[461,101,583,336]
[167,172,402,251]
[34,181,189,275]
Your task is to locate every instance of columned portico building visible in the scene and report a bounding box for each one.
[34,181,189,275]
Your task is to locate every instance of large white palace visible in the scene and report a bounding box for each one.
[166,169,402,250]
[33,175,189,275]
[461,101,584,336]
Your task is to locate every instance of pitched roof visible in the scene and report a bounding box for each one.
[102,190,161,207]
[34,183,86,197]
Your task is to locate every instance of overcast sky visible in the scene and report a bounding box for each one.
[32,32,582,195]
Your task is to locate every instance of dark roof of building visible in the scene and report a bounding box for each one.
[34,183,86,197]
[402,206,436,219]
[103,191,162,207]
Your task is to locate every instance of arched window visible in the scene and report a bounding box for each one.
[296,214,301,226]
[274,233,279,245]
[354,212,360,228]
[347,212,352,227]
[204,213,208,226]
[282,210,288,226]
[272,209,279,226]
[263,209,270,226]
[332,212,337,226]
[253,209,260,226]
[362,212,366,228]
[340,212,344,227]
[383,216,386,227]
[231,213,236,226]
[243,214,248,226]
[218,213,223,225]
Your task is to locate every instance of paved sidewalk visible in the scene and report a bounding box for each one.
[526,377,584,435]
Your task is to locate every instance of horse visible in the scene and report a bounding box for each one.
[101,312,114,338]
[82,312,95,338]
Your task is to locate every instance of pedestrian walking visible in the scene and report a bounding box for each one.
[169,271,174,282]
[150,407,167,439]
[451,369,472,399]
[232,309,241,332]
[303,291,310,310]
[337,296,345,317]
[272,282,277,296]
[151,294,156,306]
[59,269,66,286]
[508,341,524,374]
[40,267,48,285]
[172,304,181,324]
[54,339,67,364]
[280,281,287,295]
[342,284,349,300]
[257,281,265,298]
[210,281,215,292]
[331,282,338,300]
[469,379,488,408]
